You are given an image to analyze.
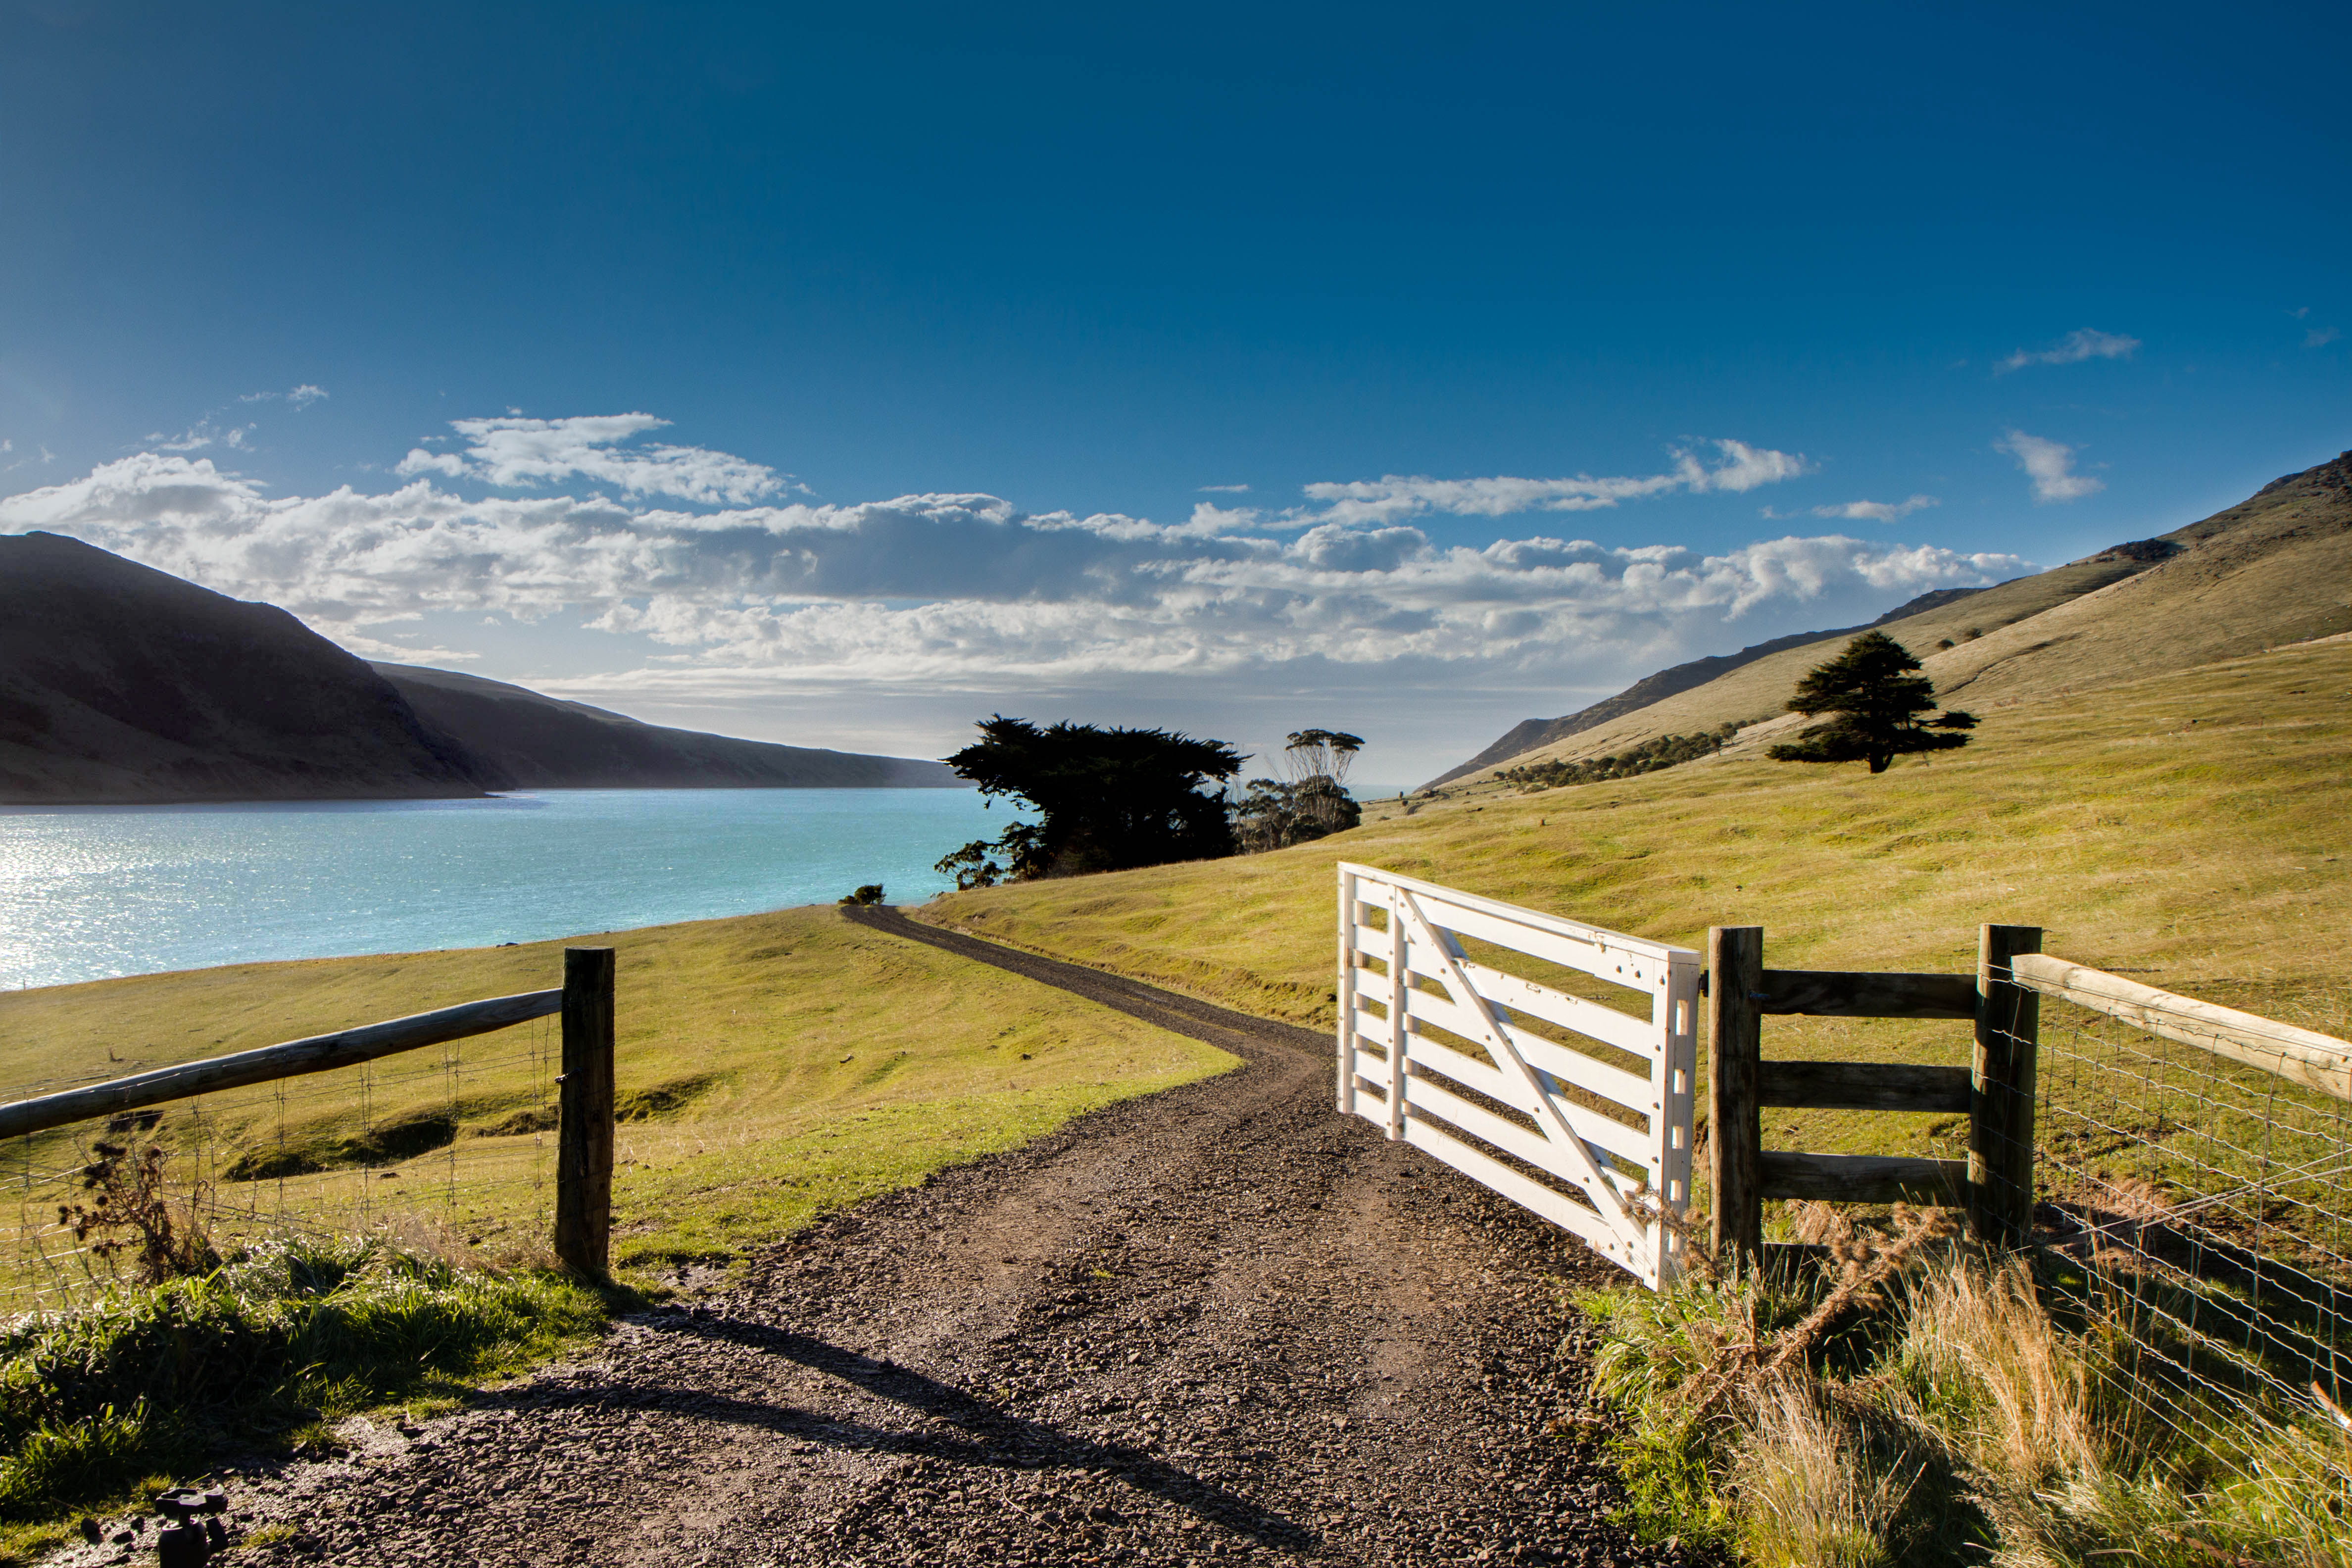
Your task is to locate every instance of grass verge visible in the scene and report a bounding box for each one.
[1580,1210,2352,1567]
[0,1233,607,1564]
[0,904,1236,1296]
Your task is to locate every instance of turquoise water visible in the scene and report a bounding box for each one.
[0,789,995,990]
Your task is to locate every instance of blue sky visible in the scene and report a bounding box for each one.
[2,1,2346,784]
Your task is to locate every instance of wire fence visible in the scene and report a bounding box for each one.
[0,1011,561,1315]
[2022,979,2352,1453]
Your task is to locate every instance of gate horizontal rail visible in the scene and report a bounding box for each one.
[1335,863,1701,1289]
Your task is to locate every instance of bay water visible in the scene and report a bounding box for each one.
[0,788,997,990]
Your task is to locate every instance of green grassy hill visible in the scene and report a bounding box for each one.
[0,908,1233,1291]
[5,612,2347,1289]
[920,634,2352,1166]
[1443,449,2352,784]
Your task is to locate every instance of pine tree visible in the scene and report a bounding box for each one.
[1766,632,1977,774]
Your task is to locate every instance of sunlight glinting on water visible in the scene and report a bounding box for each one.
[0,788,992,990]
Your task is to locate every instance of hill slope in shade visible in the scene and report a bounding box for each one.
[1435,447,2352,787]
[0,532,504,804]
[373,664,962,789]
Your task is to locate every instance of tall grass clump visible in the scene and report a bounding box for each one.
[1580,1206,2352,1567]
[0,1234,605,1527]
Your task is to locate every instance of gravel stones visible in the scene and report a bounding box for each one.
[168,915,1699,1567]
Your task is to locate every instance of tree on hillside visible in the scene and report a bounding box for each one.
[1231,728,1366,852]
[934,716,1243,884]
[1767,632,1977,774]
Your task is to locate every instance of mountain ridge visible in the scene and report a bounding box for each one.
[1426,447,2352,790]
[0,533,958,803]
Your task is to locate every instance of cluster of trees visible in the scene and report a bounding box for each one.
[925,633,1962,900]
[933,718,1363,888]
[1229,730,1364,852]
[1494,725,1742,792]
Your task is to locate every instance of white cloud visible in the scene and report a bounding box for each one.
[1996,328,2141,374]
[1997,430,2104,502]
[144,420,254,452]
[242,385,331,406]
[393,413,788,505]
[1197,483,1250,493]
[2307,326,2342,349]
[1813,494,1938,523]
[2,438,2030,717]
[1296,439,1811,526]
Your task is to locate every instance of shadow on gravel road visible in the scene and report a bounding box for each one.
[505,1315,1321,1553]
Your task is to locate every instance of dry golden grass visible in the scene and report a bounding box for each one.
[1454,462,2352,779]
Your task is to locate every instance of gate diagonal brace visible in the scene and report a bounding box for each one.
[1393,889,1636,1226]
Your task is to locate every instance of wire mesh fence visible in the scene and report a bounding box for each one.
[2020,975,2352,1454]
[0,1010,561,1315]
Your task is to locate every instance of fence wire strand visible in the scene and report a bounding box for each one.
[2020,985,2352,1456]
[0,1011,559,1316]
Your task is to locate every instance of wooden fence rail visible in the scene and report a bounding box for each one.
[0,948,617,1277]
[2008,953,2352,1103]
[1709,924,2041,1263]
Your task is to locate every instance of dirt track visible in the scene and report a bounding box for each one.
[187,909,1689,1568]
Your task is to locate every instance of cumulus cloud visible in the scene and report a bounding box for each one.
[1995,328,2141,374]
[1,439,2030,712]
[1998,430,2103,502]
[394,414,790,505]
[1813,495,1938,523]
[1295,439,1811,526]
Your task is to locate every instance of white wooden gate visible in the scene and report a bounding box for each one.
[1335,863,1701,1289]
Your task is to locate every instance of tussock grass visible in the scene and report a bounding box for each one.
[0,1234,604,1562]
[1581,1219,2352,1567]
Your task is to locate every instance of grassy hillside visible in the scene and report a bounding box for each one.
[1458,449,2352,783]
[921,635,2352,1165]
[0,906,1234,1291]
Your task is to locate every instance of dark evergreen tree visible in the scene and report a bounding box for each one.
[935,716,1242,880]
[1766,632,1977,773]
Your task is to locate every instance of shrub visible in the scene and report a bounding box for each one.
[1494,726,1740,792]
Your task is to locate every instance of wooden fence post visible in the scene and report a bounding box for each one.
[1709,926,1765,1267]
[1971,924,2041,1246]
[554,947,615,1277]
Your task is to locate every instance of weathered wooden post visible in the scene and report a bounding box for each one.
[1971,924,2041,1246]
[1708,926,1765,1267]
[554,946,615,1277]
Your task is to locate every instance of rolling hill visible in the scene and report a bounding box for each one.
[374,664,959,789]
[0,532,959,802]
[1426,448,2352,789]
[0,532,504,804]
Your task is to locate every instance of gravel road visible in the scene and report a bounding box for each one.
[103,909,1693,1568]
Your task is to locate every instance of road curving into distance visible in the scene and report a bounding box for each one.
[182,907,1689,1568]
